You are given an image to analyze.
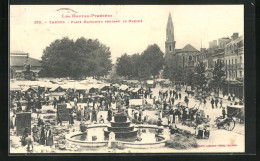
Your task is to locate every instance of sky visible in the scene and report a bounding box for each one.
[10,5,244,63]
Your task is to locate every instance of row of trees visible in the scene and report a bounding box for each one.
[115,44,164,80]
[39,37,226,93]
[39,37,112,79]
[163,60,226,92]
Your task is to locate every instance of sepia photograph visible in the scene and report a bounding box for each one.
[9,5,245,154]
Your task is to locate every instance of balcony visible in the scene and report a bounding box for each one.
[237,63,243,69]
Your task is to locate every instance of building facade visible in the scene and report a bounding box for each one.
[164,13,200,73]
[223,34,244,99]
[10,52,42,79]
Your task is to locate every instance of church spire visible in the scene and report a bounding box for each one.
[166,12,174,42]
[165,12,176,57]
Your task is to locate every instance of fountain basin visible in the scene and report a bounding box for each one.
[66,124,167,149]
[110,121,131,127]
[104,127,138,138]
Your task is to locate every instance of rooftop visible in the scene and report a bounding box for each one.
[10,55,42,67]
[181,44,199,52]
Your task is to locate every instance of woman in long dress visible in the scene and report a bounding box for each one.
[92,108,97,122]
[69,112,74,125]
[107,108,112,122]
[40,125,46,145]
[45,127,53,146]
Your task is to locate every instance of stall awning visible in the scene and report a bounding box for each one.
[146,80,154,84]
[49,85,64,92]
[49,92,66,96]
[10,85,21,91]
[119,85,128,90]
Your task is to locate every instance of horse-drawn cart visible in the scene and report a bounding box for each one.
[227,105,244,123]
[214,105,244,131]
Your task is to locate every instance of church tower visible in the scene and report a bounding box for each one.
[165,12,175,57]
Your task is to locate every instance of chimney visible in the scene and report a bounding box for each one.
[232,33,239,40]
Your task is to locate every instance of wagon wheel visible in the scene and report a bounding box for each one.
[224,118,236,131]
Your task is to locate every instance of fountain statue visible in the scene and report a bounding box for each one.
[104,105,137,139]
[22,59,35,80]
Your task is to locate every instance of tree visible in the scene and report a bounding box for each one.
[141,44,164,78]
[39,37,80,78]
[193,62,207,90]
[184,68,194,86]
[115,44,164,80]
[209,60,226,92]
[115,53,132,78]
[39,37,112,79]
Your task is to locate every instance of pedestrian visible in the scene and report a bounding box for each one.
[203,99,207,109]
[57,116,62,126]
[171,97,175,105]
[138,112,142,123]
[220,99,223,108]
[107,108,112,122]
[157,117,162,126]
[10,115,16,129]
[134,111,138,120]
[32,125,39,143]
[215,98,219,108]
[92,108,97,122]
[195,112,201,127]
[211,98,215,109]
[222,107,226,119]
[69,111,74,125]
[25,134,33,152]
[37,114,44,127]
[99,115,104,123]
[184,96,189,107]
[40,125,46,145]
[182,108,187,124]
[179,93,181,100]
[81,107,85,121]
[175,93,178,100]
[174,108,181,124]
[45,125,53,146]
[74,97,78,106]
[53,97,57,109]
[168,107,174,124]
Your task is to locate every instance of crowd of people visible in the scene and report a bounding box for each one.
[10,80,245,151]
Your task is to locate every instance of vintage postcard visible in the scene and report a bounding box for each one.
[9,5,245,154]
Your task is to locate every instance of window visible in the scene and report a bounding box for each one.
[235,59,237,68]
[189,56,192,61]
[240,56,242,63]
[240,71,242,77]
[169,45,172,51]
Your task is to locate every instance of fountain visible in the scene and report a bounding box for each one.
[104,110,138,139]
[66,108,166,149]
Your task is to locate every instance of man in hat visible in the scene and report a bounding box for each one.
[215,98,219,108]
[45,125,53,146]
[168,107,174,125]
[222,107,226,119]
[174,108,181,124]
[32,125,39,143]
[107,108,113,122]
[81,107,85,121]
[220,99,223,108]
[40,125,46,145]
[211,98,215,109]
